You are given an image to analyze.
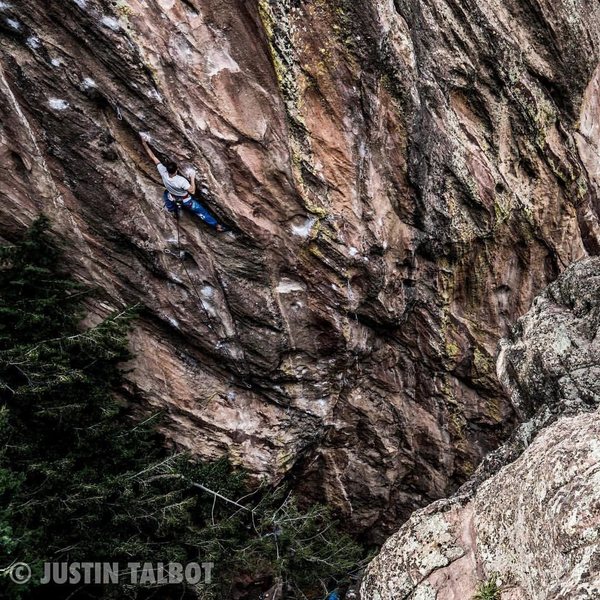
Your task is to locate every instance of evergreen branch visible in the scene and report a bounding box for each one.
[191,482,252,512]
[17,307,135,358]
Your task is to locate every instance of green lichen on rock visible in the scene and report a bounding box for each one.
[258,0,300,115]
[473,347,493,376]
[258,0,332,221]
[115,0,134,18]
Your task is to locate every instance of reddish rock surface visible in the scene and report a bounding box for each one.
[361,257,600,599]
[0,0,599,541]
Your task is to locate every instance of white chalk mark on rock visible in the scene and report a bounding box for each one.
[206,46,241,77]
[48,98,69,111]
[276,279,307,294]
[27,36,41,49]
[101,16,120,30]
[5,17,20,30]
[291,216,316,238]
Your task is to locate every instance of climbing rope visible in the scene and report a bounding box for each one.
[170,199,253,387]
[136,128,250,381]
[173,206,219,335]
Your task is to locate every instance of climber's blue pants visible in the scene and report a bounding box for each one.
[163,191,220,229]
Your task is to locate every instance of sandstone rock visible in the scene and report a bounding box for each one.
[361,257,600,599]
[1,0,599,540]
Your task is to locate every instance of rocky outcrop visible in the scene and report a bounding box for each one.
[361,257,600,599]
[1,0,599,540]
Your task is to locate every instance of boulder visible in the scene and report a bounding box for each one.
[362,258,600,599]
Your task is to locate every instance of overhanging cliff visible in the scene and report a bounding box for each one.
[1,0,599,542]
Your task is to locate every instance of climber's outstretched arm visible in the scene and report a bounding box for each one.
[140,133,160,166]
[188,171,196,196]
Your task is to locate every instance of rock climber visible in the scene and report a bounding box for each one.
[139,133,228,232]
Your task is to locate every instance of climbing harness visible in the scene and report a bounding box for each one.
[138,131,249,379]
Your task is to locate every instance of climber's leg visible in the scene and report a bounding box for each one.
[163,190,178,214]
[182,196,223,230]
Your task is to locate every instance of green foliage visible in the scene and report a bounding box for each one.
[200,486,365,599]
[0,217,365,599]
[474,573,501,600]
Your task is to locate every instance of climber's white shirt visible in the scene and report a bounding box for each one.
[157,163,191,197]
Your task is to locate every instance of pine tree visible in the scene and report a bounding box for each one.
[0,218,365,600]
[0,217,214,598]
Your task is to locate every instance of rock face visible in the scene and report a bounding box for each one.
[361,257,600,599]
[1,0,599,540]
